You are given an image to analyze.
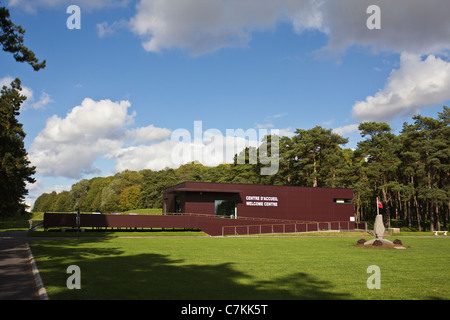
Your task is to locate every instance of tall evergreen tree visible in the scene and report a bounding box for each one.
[0,78,36,216]
[400,111,449,231]
[1,4,45,216]
[287,126,348,188]
[355,122,401,227]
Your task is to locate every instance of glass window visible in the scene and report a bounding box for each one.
[333,198,353,204]
[175,196,182,213]
[215,200,236,218]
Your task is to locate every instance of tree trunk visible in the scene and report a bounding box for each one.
[381,187,391,228]
[313,155,318,188]
[435,202,440,231]
[444,201,448,229]
[355,194,361,223]
[429,201,435,232]
[414,199,421,230]
[427,169,434,232]
[395,191,400,228]
[407,200,412,228]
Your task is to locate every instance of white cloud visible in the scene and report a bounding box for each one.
[255,122,274,129]
[30,91,54,110]
[277,127,295,138]
[25,178,72,210]
[30,98,134,178]
[127,0,450,57]
[322,119,335,126]
[29,97,273,179]
[0,76,53,110]
[129,0,320,55]
[332,123,359,136]
[125,124,172,144]
[110,140,179,173]
[352,53,450,122]
[97,22,114,38]
[320,0,450,56]
[42,98,133,142]
[106,127,269,172]
[97,20,129,38]
[254,113,288,130]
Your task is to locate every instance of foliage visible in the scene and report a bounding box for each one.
[0,6,46,70]
[0,78,36,217]
[119,185,140,211]
[0,5,44,217]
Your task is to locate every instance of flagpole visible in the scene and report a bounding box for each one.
[376,197,379,215]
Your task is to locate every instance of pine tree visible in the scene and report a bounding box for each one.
[288,126,348,188]
[0,78,36,216]
[402,113,449,231]
[1,4,45,216]
[1,6,46,70]
[355,122,401,227]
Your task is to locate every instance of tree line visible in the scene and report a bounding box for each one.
[33,106,449,231]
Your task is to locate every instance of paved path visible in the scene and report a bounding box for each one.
[0,231,40,300]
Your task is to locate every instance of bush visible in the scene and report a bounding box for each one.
[372,240,383,246]
[356,238,366,245]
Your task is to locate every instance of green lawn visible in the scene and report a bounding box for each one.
[29,236,450,300]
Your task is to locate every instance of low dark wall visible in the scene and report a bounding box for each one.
[43,213,194,229]
[43,213,357,236]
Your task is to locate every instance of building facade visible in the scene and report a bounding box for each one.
[44,182,357,236]
[163,182,354,223]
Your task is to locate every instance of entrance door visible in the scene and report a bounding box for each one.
[214,200,237,218]
[175,196,182,213]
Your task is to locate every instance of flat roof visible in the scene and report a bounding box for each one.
[164,181,353,192]
[165,187,240,194]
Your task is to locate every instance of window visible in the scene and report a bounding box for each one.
[175,196,182,213]
[333,198,353,204]
[215,200,237,218]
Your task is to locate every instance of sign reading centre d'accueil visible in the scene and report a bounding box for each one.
[245,195,279,207]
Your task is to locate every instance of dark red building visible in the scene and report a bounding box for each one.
[163,181,354,223]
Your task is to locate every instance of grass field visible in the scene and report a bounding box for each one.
[28,235,450,300]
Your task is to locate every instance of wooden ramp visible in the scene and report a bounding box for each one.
[43,213,360,237]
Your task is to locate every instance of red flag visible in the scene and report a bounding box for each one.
[377,200,383,209]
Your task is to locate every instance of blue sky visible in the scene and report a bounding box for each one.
[1,0,449,208]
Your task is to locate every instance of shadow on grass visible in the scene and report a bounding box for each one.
[30,238,351,300]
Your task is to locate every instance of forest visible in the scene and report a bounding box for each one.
[33,106,449,231]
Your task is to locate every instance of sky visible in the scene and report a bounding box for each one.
[1,0,450,209]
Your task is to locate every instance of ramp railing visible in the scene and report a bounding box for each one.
[222,221,367,236]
